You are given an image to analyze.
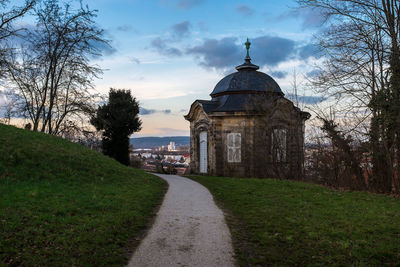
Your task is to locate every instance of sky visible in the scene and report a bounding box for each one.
[5,0,326,136]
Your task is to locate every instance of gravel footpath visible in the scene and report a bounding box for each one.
[127,174,236,267]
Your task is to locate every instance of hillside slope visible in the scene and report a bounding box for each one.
[0,124,166,266]
[190,175,400,266]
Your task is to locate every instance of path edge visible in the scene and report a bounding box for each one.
[184,175,251,267]
[123,172,169,265]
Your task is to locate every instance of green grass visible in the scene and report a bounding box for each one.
[189,175,400,266]
[0,124,166,266]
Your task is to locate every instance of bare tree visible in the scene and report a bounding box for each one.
[320,118,366,189]
[0,91,13,124]
[302,107,370,190]
[0,0,35,76]
[5,0,108,135]
[0,89,27,124]
[298,0,400,193]
[0,0,35,40]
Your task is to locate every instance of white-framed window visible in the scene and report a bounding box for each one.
[227,133,241,163]
[271,128,287,162]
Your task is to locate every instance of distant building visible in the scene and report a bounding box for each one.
[185,39,310,178]
[167,141,176,151]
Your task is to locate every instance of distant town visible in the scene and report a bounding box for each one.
[128,136,370,177]
[130,137,190,174]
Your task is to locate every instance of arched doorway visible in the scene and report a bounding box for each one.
[199,131,207,173]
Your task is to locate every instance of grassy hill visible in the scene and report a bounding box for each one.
[189,175,400,266]
[0,123,166,266]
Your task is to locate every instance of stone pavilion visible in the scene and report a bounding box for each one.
[184,39,310,178]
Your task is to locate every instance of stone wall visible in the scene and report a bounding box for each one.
[188,99,308,179]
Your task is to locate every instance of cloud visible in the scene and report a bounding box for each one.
[155,127,190,136]
[140,108,156,115]
[306,69,323,78]
[0,91,7,107]
[95,41,117,56]
[297,7,326,29]
[172,21,191,38]
[88,29,117,57]
[176,0,204,9]
[287,94,327,104]
[132,76,145,81]
[187,35,296,70]
[279,7,326,29]
[186,36,325,71]
[236,4,254,16]
[130,57,141,64]
[150,37,182,56]
[140,108,173,115]
[251,36,296,66]
[116,24,134,32]
[149,21,191,56]
[298,43,321,60]
[270,71,288,79]
[88,34,117,57]
[187,37,242,70]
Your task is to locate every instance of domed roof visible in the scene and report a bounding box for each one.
[210,69,283,97]
[210,38,283,98]
[184,39,289,116]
